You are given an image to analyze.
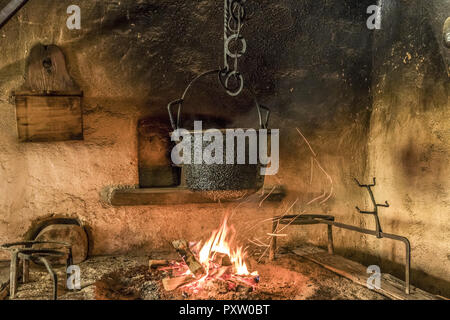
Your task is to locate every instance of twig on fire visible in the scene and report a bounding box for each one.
[259,185,276,207]
[244,198,299,236]
[272,212,303,236]
[266,233,287,237]
[247,238,270,248]
[307,190,327,206]
[313,158,334,204]
[257,235,274,263]
[296,127,317,157]
[253,238,270,247]
[295,127,334,206]
[229,196,253,221]
[255,198,299,262]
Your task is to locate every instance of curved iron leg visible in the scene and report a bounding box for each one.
[68,247,73,267]
[39,257,58,300]
[22,259,29,283]
[9,250,19,298]
[327,225,334,254]
[401,237,411,295]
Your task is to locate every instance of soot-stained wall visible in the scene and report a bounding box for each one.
[366,0,450,295]
[0,0,448,295]
[290,0,450,296]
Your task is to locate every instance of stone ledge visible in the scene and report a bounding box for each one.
[108,186,286,206]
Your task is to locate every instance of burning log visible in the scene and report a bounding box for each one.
[158,218,259,295]
[212,252,232,266]
[222,278,254,294]
[148,259,170,269]
[172,240,205,277]
[162,275,196,291]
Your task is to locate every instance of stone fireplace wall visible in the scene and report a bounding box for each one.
[367,0,449,294]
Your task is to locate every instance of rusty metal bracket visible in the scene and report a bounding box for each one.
[354,177,389,238]
[269,214,411,295]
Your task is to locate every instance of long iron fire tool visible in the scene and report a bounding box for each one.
[269,178,411,295]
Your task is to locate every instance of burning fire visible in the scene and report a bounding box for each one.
[159,215,259,293]
[196,215,257,277]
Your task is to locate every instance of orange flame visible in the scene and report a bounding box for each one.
[196,216,255,276]
[164,216,259,294]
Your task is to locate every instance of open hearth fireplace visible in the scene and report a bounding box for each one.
[0,0,449,306]
[0,180,441,301]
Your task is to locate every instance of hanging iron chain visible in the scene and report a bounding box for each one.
[219,0,247,97]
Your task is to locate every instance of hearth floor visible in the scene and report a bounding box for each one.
[0,248,389,300]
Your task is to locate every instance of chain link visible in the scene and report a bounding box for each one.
[219,0,247,96]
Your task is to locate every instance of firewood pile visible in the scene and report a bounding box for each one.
[149,239,259,294]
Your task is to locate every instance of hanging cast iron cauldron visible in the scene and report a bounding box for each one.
[167,69,270,195]
[166,1,272,197]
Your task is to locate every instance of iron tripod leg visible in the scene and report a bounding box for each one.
[22,259,29,283]
[39,257,58,300]
[9,250,19,298]
[327,224,334,254]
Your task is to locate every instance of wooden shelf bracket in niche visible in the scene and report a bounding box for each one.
[13,44,83,142]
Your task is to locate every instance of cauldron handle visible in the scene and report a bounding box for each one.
[167,69,270,130]
[254,99,270,130]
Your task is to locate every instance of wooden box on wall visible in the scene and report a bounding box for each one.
[13,44,83,142]
[14,91,83,142]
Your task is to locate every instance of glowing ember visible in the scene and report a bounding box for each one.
[159,216,259,293]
